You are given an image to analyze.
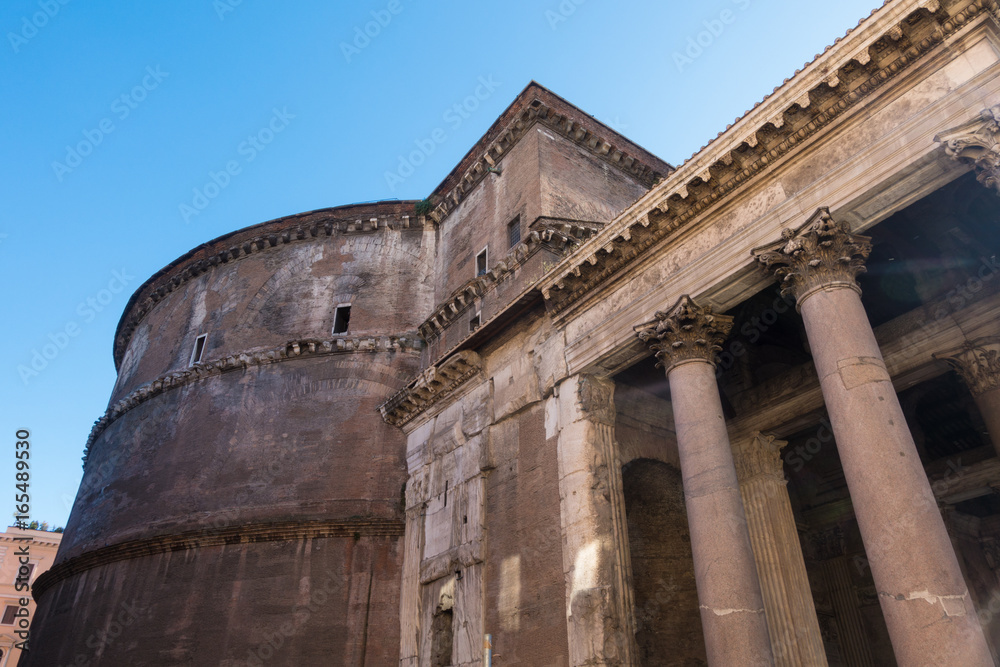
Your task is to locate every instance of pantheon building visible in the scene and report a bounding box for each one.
[25,0,1000,664]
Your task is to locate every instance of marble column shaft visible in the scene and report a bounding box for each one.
[637,296,773,667]
[735,433,828,667]
[755,208,993,666]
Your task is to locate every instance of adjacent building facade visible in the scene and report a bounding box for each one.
[0,528,60,667]
[26,0,1000,664]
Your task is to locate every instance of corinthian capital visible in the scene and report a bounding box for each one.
[752,207,872,306]
[935,337,1000,397]
[733,432,787,484]
[935,106,1000,194]
[634,295,733,372]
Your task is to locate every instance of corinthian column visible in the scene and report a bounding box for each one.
[936,337,1000,456]
[754,208,992,666]
[734,432,828,667]
[636,296,773,667]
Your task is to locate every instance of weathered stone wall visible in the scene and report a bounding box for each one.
[29,205,433,666]
[29,535,401,666]
[434,128,542,306]
[113,220,434,402]
[539,126,651,224]
[401,315,573,666]
[484,402,569,665]
[622,459,706,666]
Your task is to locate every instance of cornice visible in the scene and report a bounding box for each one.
[538,0,993,316]
[379,350,483,427]
[418,221,597,341]
[0,533,61,548]
[32,518,403,602]
[113,202,425,371]
[84,334,422,466]
[423,96,671,226]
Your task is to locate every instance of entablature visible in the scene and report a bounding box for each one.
[537,0,993,318]
[418,220,597,342]
[113,203,428,370]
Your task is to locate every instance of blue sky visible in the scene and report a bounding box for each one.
[1,0,886,528]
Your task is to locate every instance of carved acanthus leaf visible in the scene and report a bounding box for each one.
[934,106,1000,194]
[634,295,733,372]
[752,207,871,305]
[733,432,787,484]
[935,336,1000,397]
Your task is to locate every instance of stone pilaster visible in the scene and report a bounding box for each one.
[400,505,425,667]
[821,556,876,667]
[636,296,773,667]
[734,433,828,667]
[754,208,993,666]
[936,337,1000,456]
[934,106,1000,195]
[553,374,637,666]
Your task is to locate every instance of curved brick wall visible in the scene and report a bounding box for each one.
[27,203,433,666]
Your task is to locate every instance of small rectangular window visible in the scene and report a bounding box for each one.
[507,216,521,248]
[333,305,351,335]
[190,334,207,366]
[475,248,488,277]
[1,606,16,625]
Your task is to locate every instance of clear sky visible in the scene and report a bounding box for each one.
[1,0,886,528]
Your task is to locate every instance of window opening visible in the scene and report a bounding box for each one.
[190,334,207,366]
[1,606,16,625]
[333,305,351,335]
[476,247,488,277]
[508,216,521,248]
[469,311,481,332]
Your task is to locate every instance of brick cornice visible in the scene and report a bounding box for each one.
[421,82,672,228]
[539,0,994,316]
[85,334,422,467]
[379,350,483,427]
[113,201,425,371]
[422,93,671,226]
[418,220,597,342]
[32,518,403,602]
